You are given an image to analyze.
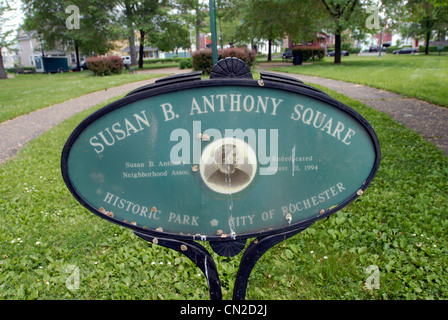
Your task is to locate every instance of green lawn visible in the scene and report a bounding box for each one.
[141,62,179,69]
[0,71,169,123]
[1,85,446,300]
[269,54,448,108]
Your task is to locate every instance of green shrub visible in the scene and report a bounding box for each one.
[192,47,257,74]
[348,47,361,54]
[6,66,36,73]
[179,58,193,69]
[385,46,397,54]
[418,45,448,52]
[385,45,448,54]
[341,43,361,54]
[143,57,181,64]
[86,56,124,76]
[386,45,412,53]
[292,46,325,61]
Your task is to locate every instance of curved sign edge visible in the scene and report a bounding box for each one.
[61,75,381,242]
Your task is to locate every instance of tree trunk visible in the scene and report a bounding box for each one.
[74,41,80,70]
[129,35,137,66]
[124,0,137,66]
[378,29,383,59]
[218,17,223,49]
[195,28,200,51]
[139,29,145,69]
[0,48,7,79]
[334,32,341,64]
[251,42,257,52]
[267,39,272,61]
[425,30,431,55]
[195,10,201,51]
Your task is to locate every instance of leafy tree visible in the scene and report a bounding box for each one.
[384,0,448,54]
[363,1,397,58]
[118,0,139,66]
[320,0,365,64]
[146,11,191,54]
[124,0,164,68]
[120,0,184,68]
[22,0,120,70]
[402,0,448,54]
[236,0,322,61]
[0,0,15,79]
[430,0,448,6]
[350,27,369,55]
[176,0,208,51]
[215,0,240,48]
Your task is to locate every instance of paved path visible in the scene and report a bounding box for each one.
[0,67,191,165]
[258,62,448,156]
[1,63,447,165]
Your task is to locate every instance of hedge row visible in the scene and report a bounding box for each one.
[5,66,36,73]
[143,57,187,64]
[385,45,448,54]
[385,45,410,53]
[418,45,448,52]
[327,47,361,54]
[141,57,192,69]
[86,56,124,76]
[292,46,325,61]
[192,47,257,74]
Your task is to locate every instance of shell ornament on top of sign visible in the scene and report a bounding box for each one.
[61,58,381,244]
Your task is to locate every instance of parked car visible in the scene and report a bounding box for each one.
[122,56,132,65]
[282,49,293,59]
[393,47,418,54]
[70,60,88,72]
[328,50,349,56]
[369,46,386,52]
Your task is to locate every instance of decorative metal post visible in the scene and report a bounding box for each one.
[209,0,218,66]
[61,58,381,300]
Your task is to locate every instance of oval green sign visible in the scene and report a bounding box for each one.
[61,72,380,241]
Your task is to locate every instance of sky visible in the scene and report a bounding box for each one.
[2,0,24,42]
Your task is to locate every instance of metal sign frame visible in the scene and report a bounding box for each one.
[61,58,381,300]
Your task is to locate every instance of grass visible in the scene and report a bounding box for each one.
[269,54,448,108]
[244,85,448,300]
[141,62,180,70]
[0,71,170,123]
[1,82,447,300]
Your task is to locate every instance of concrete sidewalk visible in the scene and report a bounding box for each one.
[1,64,447,165]
[258,62,448,156]
[0,67,191,165]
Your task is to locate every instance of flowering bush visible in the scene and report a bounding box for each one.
[192,47,257,74]
[220,47,257,67]
[86,56,124,76]
[107,56,124,74]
